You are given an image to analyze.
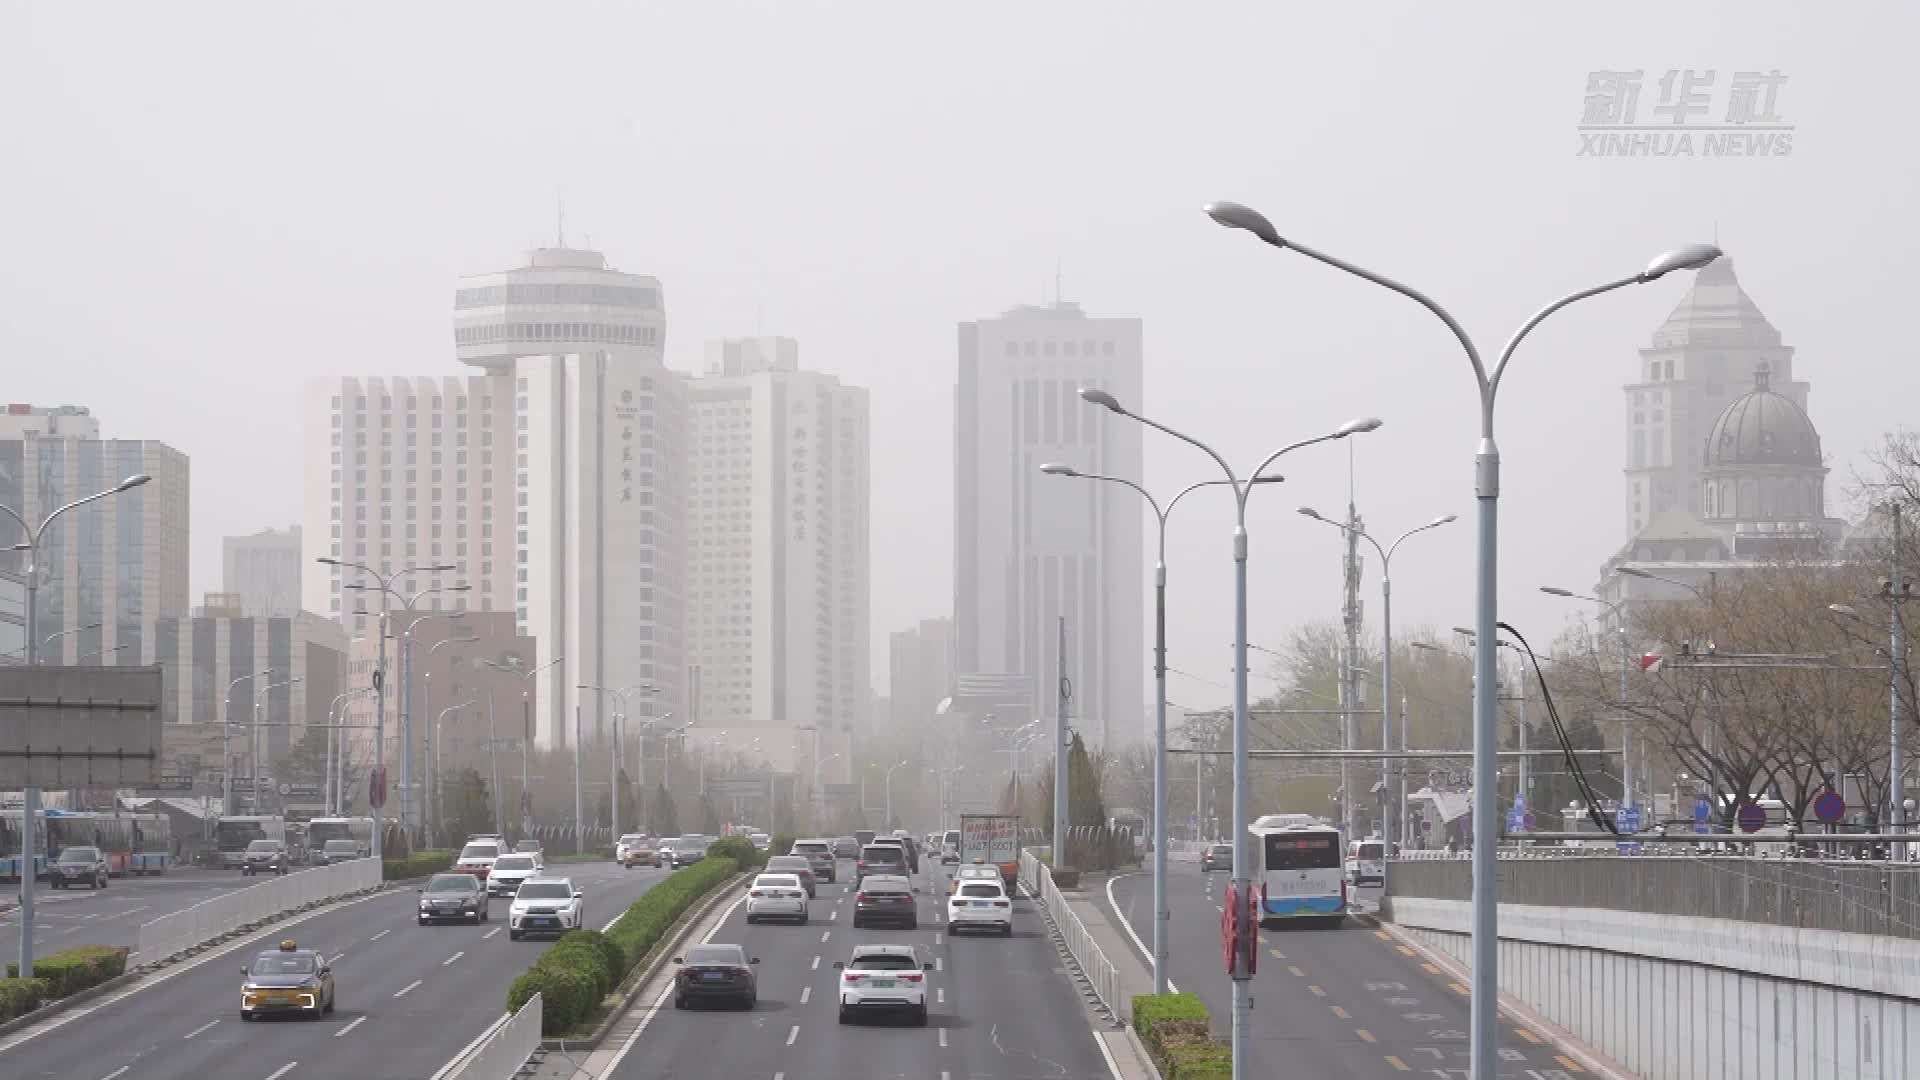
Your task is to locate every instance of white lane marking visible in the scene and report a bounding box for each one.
[934,956,943,972]
[482,927,501,940]
[369,929,390,942]
[774,1074,785,1080]
[443,951,465,966]
[105,905,150,920]
[593,891,752,1076]
[1102,872,1179,994]
[333,1015,368,1038]
[938,1027,948,1047]
[264,1064,298,1080]
[799,986,811,1005]
[828,910,836,921]
[820,930,831,943]
[102,1068,131,1080]
[936,987,945,1004]
[934,933,943,945]
[942,1073,951,1080]
[785,1024,800,1046]
[394,979,422,998]
[183,1019,220,1039]
[810,955,820,970]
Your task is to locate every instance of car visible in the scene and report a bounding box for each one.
[835,943,932,1026]
[941,829,962,864]
[791,839,837,883]
[831,836,860,859]
[487,853,542,897]
[508,877,585,939]
[749,832,771,852]
[239,939,335,1020]
[947,877,1013,936]
[657,838,679,866]
[764,855,817,897]
[871,835,917,875]
[852,873,917,929]
[669,836,711,869]
[745,873,809,924]
[854,843,906,887]
[1201,843,1233,873]
[854,830,876,848]
[242,839,291,876]
[417,873,490,924]
[622,836,659,868]
[615,833,647,863]
[671,943,759,1009]
[454,838,502,881]
[318,839,361,865]
[51,845,109,889]
[949,862,1002,896]
[514,840,544,856]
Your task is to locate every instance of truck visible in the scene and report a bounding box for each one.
[959,813,1021,889]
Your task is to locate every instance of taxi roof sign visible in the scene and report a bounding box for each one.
[279,939,299,951]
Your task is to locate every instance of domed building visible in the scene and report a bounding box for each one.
[1700,362,1831,529]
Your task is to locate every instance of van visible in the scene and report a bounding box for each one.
[1345,838,1386,888]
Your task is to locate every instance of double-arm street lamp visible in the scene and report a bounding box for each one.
[1206,197,1719,1080]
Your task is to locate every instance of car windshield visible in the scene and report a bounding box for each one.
[516,882,570,899]
[1211,845,1233,856]
[961,866,998,878]
[1357,843,1384,860]
[960,883,1003,898]
[251,953,317,976]
[459,844,498,860]
[850,952,918,970]
[324,841,357,853]
[494,856,536,871]
[247,840,280,852]
[863,878,909,894]
[58,847,99,862]
[426,875,475,893]
[515,842,540,852]
[685,945,743,966]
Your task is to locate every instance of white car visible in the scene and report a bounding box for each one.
[508,877,585,940]
[487,853,542,897]
[947,878,1013,936]
[745,873,809,924]
[835,943,932,1026]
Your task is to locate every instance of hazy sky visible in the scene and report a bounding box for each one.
[4,3,1913,708]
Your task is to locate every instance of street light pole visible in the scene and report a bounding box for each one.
[222,669,273,816]
[1207,197,1719,1080]
[251,677,303,809]
[883,760,910,827]
[1077,386,1378,1071]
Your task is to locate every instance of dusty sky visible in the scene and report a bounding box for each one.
[4,2,1912,715]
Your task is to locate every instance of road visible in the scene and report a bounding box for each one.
[0,859,675,1080]
[603,857,1116,1080]
[0,867,267,961]
[1109,868,1591,1080]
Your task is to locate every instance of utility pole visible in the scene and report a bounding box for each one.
[1053,616,1070,866]
[1341,498,1365,839]
[1891,504,1909,862]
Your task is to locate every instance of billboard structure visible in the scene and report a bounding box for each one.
[0,665,165,787]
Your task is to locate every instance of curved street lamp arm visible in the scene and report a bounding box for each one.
[1124,408,1241,496]
[1285,237,1488,398]
[1489,275,1640,422]
[1245,432,1345,512]
[1383,517,1452,563]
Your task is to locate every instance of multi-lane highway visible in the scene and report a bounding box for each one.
[597,857,1117,1080]
[1,867,267,961]
[1108,866,1590,1080]
[0,859,675,1080]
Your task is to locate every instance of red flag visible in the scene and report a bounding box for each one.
[1639,653,1665,673]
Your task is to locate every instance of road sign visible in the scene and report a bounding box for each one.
[0,666,164,786]
[1615,805,1644,853]
[709,779,770,800]
[1813,790,1846,824]
[1505,807,1525,833]
[1522,811,1537,832]
[1737,802,1767,833]
[1693,795,1712,834]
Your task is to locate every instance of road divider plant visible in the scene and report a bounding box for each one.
[707,835,764,870]
[508,855,739,1034]
[0,977,48,1022]
[0,945,131,1021]
[382,849,453,881]
[1133,992,1230,1079]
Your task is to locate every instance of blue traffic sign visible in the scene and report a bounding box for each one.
[1506,807,1525,833]
[1615,805,1643,853]
[1737,802,1767,833]
[1693,795,1712,834]
[1813,790,1845,824]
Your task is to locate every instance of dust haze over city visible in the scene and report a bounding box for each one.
[2,4,1918,1080]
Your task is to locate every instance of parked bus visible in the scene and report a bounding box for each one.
[0,809,49,882]
[215,815,287,869]
[1109,808,1149,856]
[46,812,172,875]
[306,817,374,859]
[1249,815,1347,928]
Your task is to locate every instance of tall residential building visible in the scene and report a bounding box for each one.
[889,616,953,729]
[953,301,1144,749]
[0,403,190,665]
[224,525,302,617]
[456,244,686,751]
[686,337,869,779]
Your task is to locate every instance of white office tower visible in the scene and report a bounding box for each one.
[454,244,685,750]
[953,301,1144,749]
[223,526,302,617]
[688,337,870,780]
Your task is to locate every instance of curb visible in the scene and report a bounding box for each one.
[0,970,141,1039]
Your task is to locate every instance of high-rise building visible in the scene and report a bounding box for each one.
[686,337,869,778]
[0,403,190,665]
[952,301,1144,749]
[889,616,953,730]
[224,525,302,617]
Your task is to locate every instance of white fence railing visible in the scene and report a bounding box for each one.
[136,857,382,964]
[1019,850,1128,1023]
[450,992,543,1080]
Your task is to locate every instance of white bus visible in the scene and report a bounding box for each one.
[306,817,374,860]
[1249,816,1347,928]
[215,815,286,869]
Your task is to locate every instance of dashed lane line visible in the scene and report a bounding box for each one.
[1385,1054,1410,1070]
[334,1016,367,1038]
[1356,1029,1377,1043]
[1329,1006,1350,1019]
[785,1024,799,1046]
[183,1019,220,1039]
[394,979,422,998]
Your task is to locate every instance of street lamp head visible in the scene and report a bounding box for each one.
[1077,387,1125,414]
[1203,200,1285,249]
[1451,626,1476,639]
[1296,506,1324,521]
[1540,586,1576,598]
[1335,417,1383,437]
[1638,243,1723,283]
[1038,462,1081,477]
[1828,603,1862,620]
[114,474,152,493]
[1431,513,1458,527]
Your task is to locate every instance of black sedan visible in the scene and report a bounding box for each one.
[1201,843,1233,872]
[672,943,759,1009]
[852,874,918,929]
[417,873,490,924]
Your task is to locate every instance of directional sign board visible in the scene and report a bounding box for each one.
[1615,805,1643,853]
[1693,795,1712,834]
[0,666,164,787]
[708,778,771,800]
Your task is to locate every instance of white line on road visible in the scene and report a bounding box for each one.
[799,986,811,1005]
[785,1024,799,1046]
[443,951,465,966]
[934,956,943,972]
[936,987,945,1004]
[934,933,943,945]
[810,955,820,970]
[369,929,390,942]
[938,1027,948,1048]
[1102,872,1180,994]
[820,930,831,943]
[394,979,422,998]
[333,1016,368,1038]
[264,1064,298,1080]
[183,1019,220,1039]
[828,910,836,921]
[482,927,501,940]
[102,1068,130,1080]
[774,1073,785,1080]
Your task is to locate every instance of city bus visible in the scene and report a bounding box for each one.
[306,817,374,859]
[1108,808,1148,856]
[46,812,172,875]
[0,809,49,882]
[1249,815,1347,928]
[215,815,287,869]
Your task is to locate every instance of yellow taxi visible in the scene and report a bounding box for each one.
[239,939,336,1021]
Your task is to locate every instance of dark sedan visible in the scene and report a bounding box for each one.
[1201,843,1233,872]
[672,943,759,1009]
[852,874,918,929]
[417,873,490,924]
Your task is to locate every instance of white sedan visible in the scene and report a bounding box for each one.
[835,944,932,1026]
[947,879,1013,936]
[745,873,809,924]
[508,877,585,940]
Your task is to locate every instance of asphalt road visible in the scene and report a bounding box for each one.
[0,867,269,961]
[0,859,675,1080]
[1109,869,1590,1080]
[603,858,1116,1080]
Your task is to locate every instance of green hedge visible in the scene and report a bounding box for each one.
[1133,992,1230,1079]
[708,835,762,870]
[770,832,797,859]
[382,850,453,881]
[508,856,739,1034]
[0,977,49,1022]
[4,945,129,1000]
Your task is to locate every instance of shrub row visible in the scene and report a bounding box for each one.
[0,945,131,1021]
[708,835,764,871]
[507,855,739,1034]
[769,833,797,861]
[382,849,453,881]
[1133,992,1230,1079]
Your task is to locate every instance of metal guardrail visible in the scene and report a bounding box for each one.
[451,992,542,1080]
[1019,850,1127,1023]
[136,857,382,964]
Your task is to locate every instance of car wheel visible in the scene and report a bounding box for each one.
[797,913,807,925]
[324,991,335,1015]
[906,918,918,930]
[746,914,757,925]
[851,916,864,929]
[838,1006,851,1025]
[913,1004,929,1026]
[1001,923,1013,938]
[509,928,523,940]
[240,1012,253,1022]
[673,994,685,1010]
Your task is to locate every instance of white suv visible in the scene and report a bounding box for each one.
[947,878,1013,936]
[834,944,932,1026]
[487,853,541,897]
[508,877,585,940]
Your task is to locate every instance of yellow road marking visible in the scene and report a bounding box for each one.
[1421,962,1441,975]
[1308,984,1327,997]
[1396,944,1415,957]
[1449,981,1469,996]
[1330,1005,1351,1019]
[1514,1028,1544,1044]
[1288,965,1306,977]
[1268,948,1286,960]
[1385,1055,1411,1071]
[1373,929,1389,940]
[1555,1055,1587,1073]
[1356,1028,1377,1043]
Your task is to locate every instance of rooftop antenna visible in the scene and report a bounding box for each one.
[1055,258,1064,305]
[557,189,566,248]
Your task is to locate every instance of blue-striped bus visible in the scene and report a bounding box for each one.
[1250,815,1347,929]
